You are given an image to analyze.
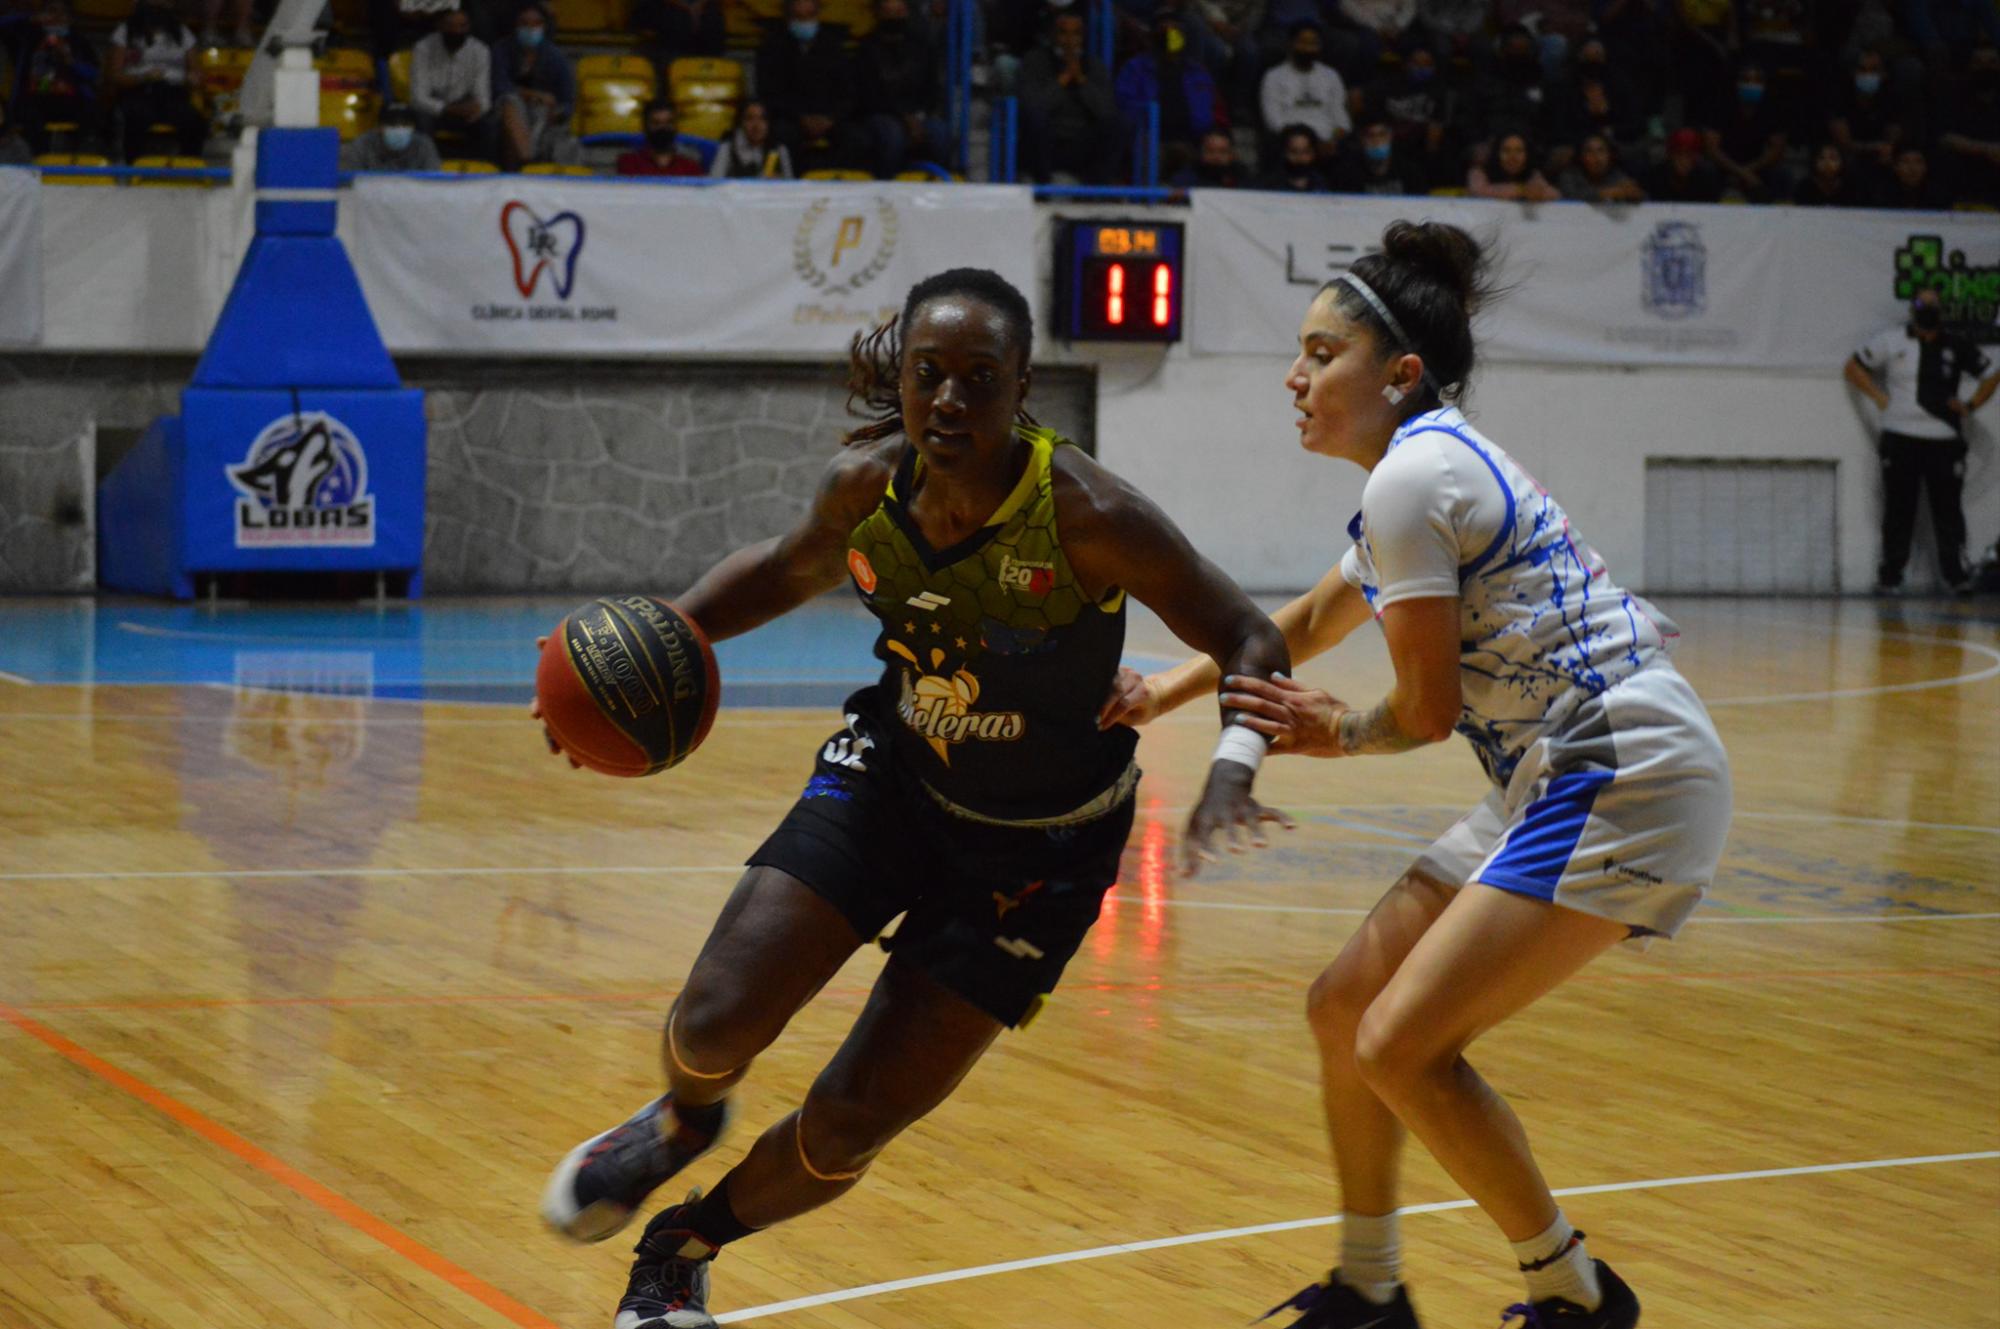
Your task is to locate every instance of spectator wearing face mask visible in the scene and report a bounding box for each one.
[709,99,794,177]
[106,0,203,163]
[756,0,865,173]
[1171,125,1244,187]
[1791,140,1872,206]
[409,8,494,156]
[493,3,579,171]
[1472,23,1553,148]
[342,100,442,170]
[1702,59,1787,201]
[1261,21,1350,157]
[1329,116,1428,193]
[1645,125,1724,201]
[1258,120,1332,190]
[1329,0,1415,83]
[857,0,950,178]
[5,0,101,155]
[1827,48,1904,175]
[1467,129,1560,199]
[1019,7,1120,184]
[617,98,703,174]
[1939,42,2000,203]
[1358,42,1458,184]
[630,0,724,67]
[1115,14,1226,161]
[1549,39,1645,154]
[1556,132,1645,201]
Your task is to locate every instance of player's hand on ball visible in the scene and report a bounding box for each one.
[1097,666,1163,729]
[530,637,581,768]
[1221,674,1352,757]
[1179,759,1293,878]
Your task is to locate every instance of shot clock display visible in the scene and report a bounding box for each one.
[1054,220,1185,343]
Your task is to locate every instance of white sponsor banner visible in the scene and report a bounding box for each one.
[344,178,1039,354]
[0,167,44,345]
[1191,191,2000,368]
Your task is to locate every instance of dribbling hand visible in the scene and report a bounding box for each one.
[531,635,582,768]
[1179,759,1293,878]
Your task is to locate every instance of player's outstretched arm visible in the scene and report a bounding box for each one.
[1054,452,1292,876]
[674,441,896,643]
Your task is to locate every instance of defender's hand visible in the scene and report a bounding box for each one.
[1221,673,1353,758]
[1098,666,1162,729]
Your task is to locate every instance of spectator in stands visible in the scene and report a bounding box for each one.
[617,97,704,174]
[1467,129,1559,198]
[1360,42,1459,183]
[1496,0,1591,73]
[1703,59,1788,200]
[1260,21,1350,158]
[1330,0,1414,82]
[1556,131,1645,200]
[1259,120,1332,189]
[631,0,724,65]
[1739,0,1817,132]
[709,98,794,177]
[200,0,253,50]
[493,2,579,171]
[1413,0,1489,57]
[106,0,203,163]
[1594,0,1667,107]
[1114,12,1225,164]
[1791,141,1873,205]
[341,99,442,170]
[1879,143,1949,208]
[1938,41,2000,204]
[6,0,100,155]
[1020,6,1120,184]
[1902,0,2000,73]
[1330,114,1429,192]
[1472,23,1551,148]
[1172,124,1245,186]
[858,0,950,177]
[0,97,32,165]
[409,8,494,157]
[1827,48,1904,175]
[1646,124,1724,199]
[1672,0,1737,125]
[1547,40,1645,160]
[756,0,865,173]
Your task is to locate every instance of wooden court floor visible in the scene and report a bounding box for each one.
[1,595,1996,1329]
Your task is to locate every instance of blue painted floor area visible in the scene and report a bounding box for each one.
[0,596,1185,707]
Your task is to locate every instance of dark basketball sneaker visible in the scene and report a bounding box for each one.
[1497,1261,1640,1328]
[614,1193,720,1329]
[541,1096,731,1242]
[1259,1270,1422,1328]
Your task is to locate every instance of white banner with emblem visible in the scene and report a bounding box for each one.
[1191,191,2000,368]
[343,178,1038,355]
[0,167,44,346]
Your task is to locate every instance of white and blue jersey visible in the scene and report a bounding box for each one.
[1340,407,1731,939]
[1339,406,1678,788]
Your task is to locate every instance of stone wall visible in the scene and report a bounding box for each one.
[0,355,1097,595]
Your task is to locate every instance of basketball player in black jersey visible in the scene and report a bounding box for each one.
[533,268,1291,1329]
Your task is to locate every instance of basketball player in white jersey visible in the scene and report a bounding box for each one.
[1105,221,1732,1328]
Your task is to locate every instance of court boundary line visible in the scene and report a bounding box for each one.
[0,1001,564,1329]
[713,1150,2000,1323]
[0,668,32,685]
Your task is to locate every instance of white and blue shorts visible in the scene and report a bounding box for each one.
[1411,665,1733,939]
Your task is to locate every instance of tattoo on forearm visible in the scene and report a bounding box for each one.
[1337,701,1431,756]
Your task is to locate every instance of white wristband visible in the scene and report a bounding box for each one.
[1213,724,1269,773]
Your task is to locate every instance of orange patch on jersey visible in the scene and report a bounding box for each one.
[848,548,878,594]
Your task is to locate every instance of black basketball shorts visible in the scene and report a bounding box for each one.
[747,693,1135,1028]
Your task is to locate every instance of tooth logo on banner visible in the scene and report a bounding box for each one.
[501,200,586,299]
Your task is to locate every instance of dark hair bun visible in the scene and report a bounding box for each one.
[1379,220,1491,317]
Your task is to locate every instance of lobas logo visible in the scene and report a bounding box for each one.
[472,200,617,324]
[227,412,375,548]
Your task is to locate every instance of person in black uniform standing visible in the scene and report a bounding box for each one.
[533,267,1292,1329]
[1845,287,2000,593]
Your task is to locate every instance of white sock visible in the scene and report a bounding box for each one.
[1511,1212,1600,1309]
[1336,1210,1401,1306]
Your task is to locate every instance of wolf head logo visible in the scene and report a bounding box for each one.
[229,418,344,507]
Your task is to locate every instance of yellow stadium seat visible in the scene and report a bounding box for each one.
[386,49,412,103]
[579,98,644,136]
[194,45,254,113]
[668,56,742,105]
[72,0,130,19]
[316,47,375,90]
[132,154,210,187]
[726,0,782,46]
[523,162,596,175]
[675,100,735,140]
[1952,201,1997,212]
[552,0,614,32]
[320,89,380,140]
[803,168,871,180]
[576,53,655,82]
[895,169,960,182]
[35,152,116,185]
[1427,185,1468,196]
[819,0,873,36]
[439,158,499,173]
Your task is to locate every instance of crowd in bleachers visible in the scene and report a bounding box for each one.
[3,0,1996,207]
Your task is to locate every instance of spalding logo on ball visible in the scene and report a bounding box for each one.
[536,596,721,776]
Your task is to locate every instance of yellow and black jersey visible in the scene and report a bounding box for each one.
[844,427,1137,823]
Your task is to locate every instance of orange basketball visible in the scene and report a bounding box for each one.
[535,596,721,777]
